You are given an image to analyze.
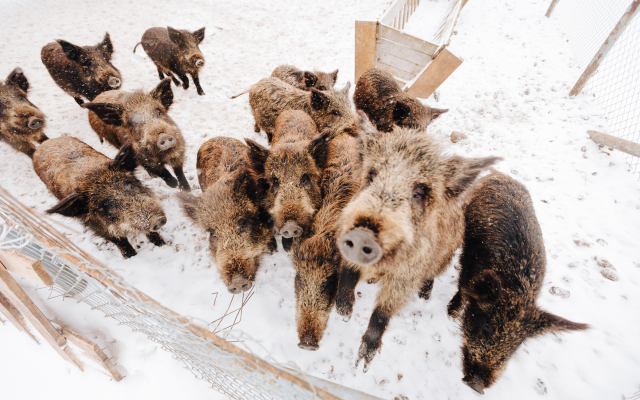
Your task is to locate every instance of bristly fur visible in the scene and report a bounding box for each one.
[271,65,339,91]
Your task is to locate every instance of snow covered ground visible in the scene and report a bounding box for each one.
[1,0,640,399]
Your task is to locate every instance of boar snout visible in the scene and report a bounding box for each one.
[339,228,382,266]
[108,76,121,88]
[228,274,253,294]
[150,216,167,232]
[195,59,204,68]
[158,133,176,151]
[298,337,319,351]
[280,220,303,238]
[462,375,485,395]
[28,116,44,130]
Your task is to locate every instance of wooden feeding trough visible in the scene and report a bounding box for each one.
[355,0,468,99]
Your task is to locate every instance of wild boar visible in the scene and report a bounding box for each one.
[271,65,339,91]
[134,27,206,95]
[292,132,361,351]
[335,112,501,371]
[249,77,357,143]
[354,68,448,133]
[447,171,588,394]
[245,110,331,249]
[84,78,190,191]
[179,137,276,294]
[33,137,167,258]
[0,68,47,157]
[41,33,122,105]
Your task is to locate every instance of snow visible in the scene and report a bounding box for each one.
[1,0,640,399]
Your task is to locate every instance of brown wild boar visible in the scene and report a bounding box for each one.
[179,137,276,294]
[354,68,448,133]
[292,132,361,351]
[33,137,167,258]
[41,33,122,105]
[447,171,588,394]
[336,112,501,371]
[245,110,331,250]
[134,27,206,95]
[271,65,339,91]
[0,68,47,157]
[84,78,190,191]
[249,77,357,143]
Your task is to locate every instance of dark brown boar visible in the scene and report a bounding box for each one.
[84,78,190,191]
[249,77,357,143]
[447,171,588,394]
[134,27,206,95]
[271,65,339,91]
[245,111,331,248]
[292,132,361,351]
[354,68,448,133]
[178,137,276,294]
[41,33,122,106]
[335,112,501,371]
[0,68,47,157]
[33,137,167,258]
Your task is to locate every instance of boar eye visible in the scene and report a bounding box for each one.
[318,86,327,91]
[300,174,311,189]
[237,218,249,233]
[270,177,280,190]
[100,199,117,215]
[412,184,430,205]
[331,110,341,117]
[366,168,377,185]
[156,108,162,117]
[207,229,218,241]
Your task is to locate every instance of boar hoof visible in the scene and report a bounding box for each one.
[147,231,166,246]
[339,228,382,266]
[297,338,319,351]
[197,88,205,96]
[228,275,253,294]
[462,376,485,395]
[254,123,260,133]
[281,237,293,252]
[74,97,84,106]
[280,220,303,238]
[447,292,464,319]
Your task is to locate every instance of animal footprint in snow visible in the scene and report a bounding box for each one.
[549,286,570,298]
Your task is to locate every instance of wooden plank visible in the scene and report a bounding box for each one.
[588,130,640,157]
[379,24,439,56]
[406,47,463,99]
[377,61,416,81]
[0,291,38,342]
[377,38,432,66]
[0,249,54,287]
[355,20,379,83]
[462,0,470,8]
[62,326,124,381]
[381,0,409,26]
[570,0,640,96]
[64,346,84,371]
[377,51,423,76]
[545,0,560,17]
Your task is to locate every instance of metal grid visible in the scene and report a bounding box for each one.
[550,0,640,175]
[0,186,353,400]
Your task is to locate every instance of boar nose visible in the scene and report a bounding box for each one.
[195,59,204,68]
[280,220,303,238]
[298,337,319,351]
[339,228,382,266]
[150,216,167,232]
[108,76,121,88]
[158,134,176,151]
[227,274,253,294]
[28,116,44,130]
[462,375,485,395]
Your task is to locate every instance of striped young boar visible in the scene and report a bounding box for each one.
[249,77,357,143]
[135,27,206,95]
[41,33,122,105]
[271,65,339,91]
[179,137,276,294]
[292,132,361,351]
[336,112,501,371]
[354,68,448,133]
[245,111,331,250]
[84,78,190,191]
[33,137,167,258]
[447,171,588,394]
[0,68,47,157]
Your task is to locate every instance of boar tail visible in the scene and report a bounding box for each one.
[229,88,250,99]
[133,42,142,54]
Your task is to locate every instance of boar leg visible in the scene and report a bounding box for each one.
[148,166,178,188]
[356,306,391,373]
[165,71,181,87]
[109,236,137,258]
[447,291,465,319]
[254,123,261,133]
[418,278,434,301]
[267,236,277,254]
[173,166,191,192]
[335,266,360,321]
[146,232,166,247]
[178,74,189,90]
[192,73,205,96]
[73,97,84,106]
[157,66,165,80]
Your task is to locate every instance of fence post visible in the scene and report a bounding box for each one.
[354,20,378,84]
[569,0,640,97]
[545,0,561,17]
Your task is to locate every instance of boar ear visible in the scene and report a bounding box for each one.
[233,169,258,203]
[151,78,174,110]
[429,107,448,121]
[392,101,411,123]
[111,142,138,172]
[303,71,318,89]
[310,89,330,111]
[244,139,269,175]
[177,192,201,223]
[531,310,589,336]
[100,32,114,58]
[330,69,339,84]
[357,110,379,140]
[341,81,351,94]
[83,102,125,126]
[193,27,206,44]
[167,27,187,48]
[465,270,503,304]
[6,68,29,93]
[309,129,331,170]
[443,155,502,198]
[58,40,89,65]
[47,192,87,217]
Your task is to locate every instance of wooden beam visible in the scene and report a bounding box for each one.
[406,47,463,99]
[569,0,640,96]
[0,291,38,342]
[588,130,640,157]
[378,24,439,56]
[0,249,54,287]
[62,326,124,381]
[355,20,379,84]
[545,0,561,17]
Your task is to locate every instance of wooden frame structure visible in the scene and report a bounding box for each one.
[355,0,467,99]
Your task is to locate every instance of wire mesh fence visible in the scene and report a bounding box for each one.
[549,0,640,176]
[0,185,378,400]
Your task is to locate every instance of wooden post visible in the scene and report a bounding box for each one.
[406,47,463,99]
[0,249,54,287]
[355,20,378,84]
[545,0,561,17]
[0,291,38,342]
[62,326,124,381]
[569,0,640,96]
[588,130,640,157]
